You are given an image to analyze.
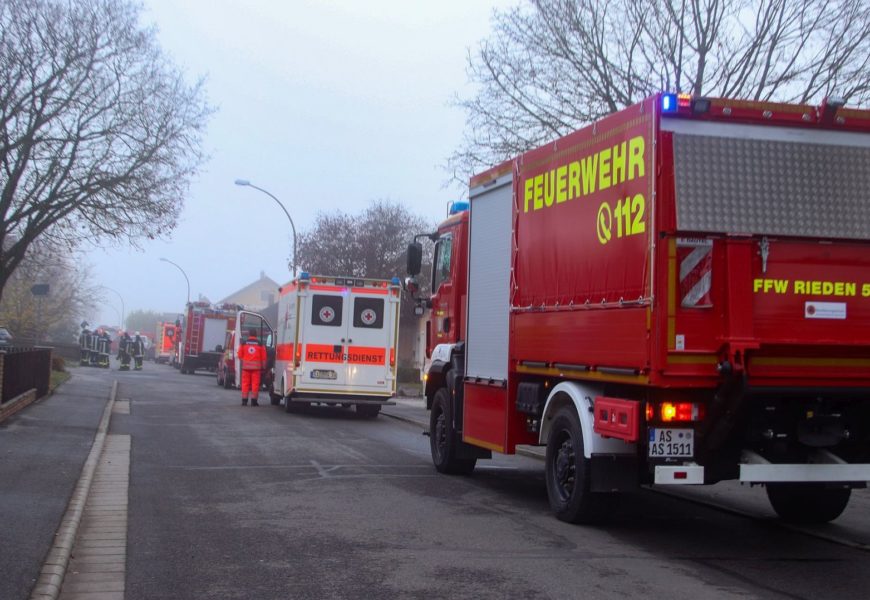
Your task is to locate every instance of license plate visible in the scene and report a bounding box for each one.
[648,428,694,458]
[311,369,337,380]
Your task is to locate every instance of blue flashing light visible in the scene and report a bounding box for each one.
[391,277,400,285]
[299,271,310,280]
[662,93,677,113]
[449,200,470,215]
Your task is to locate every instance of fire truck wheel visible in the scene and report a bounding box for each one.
[223,372,233,389]
[430,388,476,475]
[766,483,851,523]
[545,404,610,524]
[356,404,381,418]
[216,370,223,386]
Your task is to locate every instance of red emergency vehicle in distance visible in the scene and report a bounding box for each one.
[179,302,241,375]
[406,93,870,525]
[155,321,178,364]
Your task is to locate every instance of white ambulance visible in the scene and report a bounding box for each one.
[273,273,401,417]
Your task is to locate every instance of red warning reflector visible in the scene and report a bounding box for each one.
[674,471,688,480]
[593,397,640,442]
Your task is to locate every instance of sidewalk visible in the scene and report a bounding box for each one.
[0,368,112,600]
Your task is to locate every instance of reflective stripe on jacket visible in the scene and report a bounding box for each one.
[239,339,266,370]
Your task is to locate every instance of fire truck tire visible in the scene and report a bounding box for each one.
[216,370,223,386]
[356,404,381,418]
[766,483,851,523]
[545,405,611,524]
[223,372,233,389]
[430,388,476,475]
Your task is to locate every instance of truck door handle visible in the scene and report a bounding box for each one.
[341,338,353,343]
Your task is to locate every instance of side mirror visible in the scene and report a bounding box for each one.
[406,242,423,276]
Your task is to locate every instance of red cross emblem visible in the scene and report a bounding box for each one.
[361,308,376,325]
[319,306,335,323]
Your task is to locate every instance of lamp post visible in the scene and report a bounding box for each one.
[159,258,191,306]
[234,179,297,275]
[101,286,125,329]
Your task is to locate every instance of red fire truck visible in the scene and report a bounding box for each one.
[179,302,241,375]
[406,93,870,524]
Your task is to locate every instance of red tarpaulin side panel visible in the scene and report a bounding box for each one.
[512,103,654,308]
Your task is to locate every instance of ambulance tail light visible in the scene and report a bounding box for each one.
[389,348,395,367]
[661,402,706,422]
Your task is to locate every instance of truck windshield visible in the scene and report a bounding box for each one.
[432,233,453,291]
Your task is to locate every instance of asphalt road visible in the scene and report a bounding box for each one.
[7,363,870,599]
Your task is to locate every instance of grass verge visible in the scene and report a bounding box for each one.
[49,370,71,393]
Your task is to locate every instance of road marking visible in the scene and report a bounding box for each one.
[112,400,130,415]
[58,434,130,599]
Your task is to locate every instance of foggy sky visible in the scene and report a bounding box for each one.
[88,0,512,328]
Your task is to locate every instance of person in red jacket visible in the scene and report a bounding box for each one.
[238,329,266,406]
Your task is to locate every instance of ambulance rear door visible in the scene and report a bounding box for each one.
[298,287,350,389]
[234,310,274,385]
[345,287,399,394]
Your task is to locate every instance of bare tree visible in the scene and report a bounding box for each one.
[0,240,100,343]
[0,0,212,302]
[449,0,870,178]
[297,200,432,279]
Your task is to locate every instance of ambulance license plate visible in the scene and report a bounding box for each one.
[648,428,694,458]
[311,369,337,380]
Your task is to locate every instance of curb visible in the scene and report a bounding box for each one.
[0,387,38,424]
[380,410,428,431]
[381,409,548,462]
[29,380,118,600]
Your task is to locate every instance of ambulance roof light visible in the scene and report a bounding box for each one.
[391,277,400,285]
[448,201,470,215]
[299,271,310,280]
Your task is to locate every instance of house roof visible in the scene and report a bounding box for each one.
[218,272,280,305]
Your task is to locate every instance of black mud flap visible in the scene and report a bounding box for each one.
[590,454,639,492]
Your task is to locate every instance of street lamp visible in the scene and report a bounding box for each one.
[101,286,125,329]
[234,179,298,275]
[159,258,191,306]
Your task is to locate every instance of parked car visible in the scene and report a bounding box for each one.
[0,326,13,347]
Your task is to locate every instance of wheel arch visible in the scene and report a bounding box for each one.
[539,381,636,459]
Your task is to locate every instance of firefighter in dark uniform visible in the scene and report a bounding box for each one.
[89,328,101,366]
[79,322,91,366]
[238,329,266,406]
[132,332,145,370]
[97,329,111,368]
[117,331,132,371]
